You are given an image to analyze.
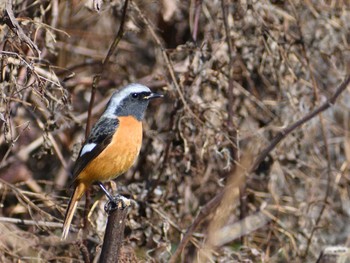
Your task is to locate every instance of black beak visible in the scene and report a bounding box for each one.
[144,92,164,100]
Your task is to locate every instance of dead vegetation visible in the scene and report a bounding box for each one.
[1,0,350,262]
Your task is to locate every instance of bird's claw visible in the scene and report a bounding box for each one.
[104,195,131,213]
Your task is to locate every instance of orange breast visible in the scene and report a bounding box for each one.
[78,116,143,183]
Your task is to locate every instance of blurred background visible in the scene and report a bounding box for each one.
[0,0,350,262]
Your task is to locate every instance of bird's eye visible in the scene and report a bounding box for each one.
[131,93,139,98]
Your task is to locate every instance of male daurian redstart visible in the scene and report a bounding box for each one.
[61,83,163,240]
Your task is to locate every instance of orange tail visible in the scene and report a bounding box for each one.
[61,182,87,240]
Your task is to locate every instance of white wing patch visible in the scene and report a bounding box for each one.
[80,143,97,156]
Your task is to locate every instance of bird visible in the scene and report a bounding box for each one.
[61,83,163,240]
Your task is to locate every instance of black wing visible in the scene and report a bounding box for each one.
[72,117,119,179]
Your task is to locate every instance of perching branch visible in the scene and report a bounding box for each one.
[99,202,129,263]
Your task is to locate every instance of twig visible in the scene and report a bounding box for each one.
[0,120,30,168]
[34,114,68,170]
[0,52,60,87]
[77,240,91,263]
[168,75,350,262]
[221,0,244,245]
[250,76,350,172]
[221,0,237,162]
[85,0,129,136]
[316,246,350,263]
[192,0,202,41]
[0,216,62,228]
[198,154,250,261]
[290,3,333,257]
[3,0,41,57]
[168,191,224,263]
[0,178,57,221]
[131,1,203,125]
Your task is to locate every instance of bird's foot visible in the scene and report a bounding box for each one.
[104,194,131,213]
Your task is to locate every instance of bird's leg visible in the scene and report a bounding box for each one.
[97,182,130,213]
[97,182,114,202]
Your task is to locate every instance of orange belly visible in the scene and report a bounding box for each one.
[77,116,142,183]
